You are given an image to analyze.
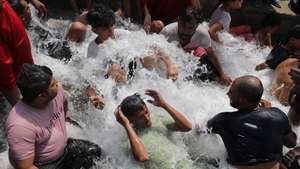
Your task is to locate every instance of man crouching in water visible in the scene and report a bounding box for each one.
[207,75,297,169]
[115,89,192,162]
[6,64,102,169]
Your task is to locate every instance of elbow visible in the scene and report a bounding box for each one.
[135,154,149,162]
[182,123,193,132]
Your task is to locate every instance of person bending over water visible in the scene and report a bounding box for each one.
[115,89,192,167]
[207,75,297,169]
[161,7,232,85]
[5,64,102,169]
[86,5,178,83]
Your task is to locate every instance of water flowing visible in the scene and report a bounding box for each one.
[0,12,298,169]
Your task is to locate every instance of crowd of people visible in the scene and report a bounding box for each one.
[1,0,300,169]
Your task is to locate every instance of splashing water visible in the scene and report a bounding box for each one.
[1,11,298,169]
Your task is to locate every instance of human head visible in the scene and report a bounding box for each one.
[220,0,243,10]
[120,94,152,129]
[286,25,300,53]
[17,64,58,106]
[227,75,264,110]
[260,12,281,33]
[87,4,115,42]
[150,20,165,34]
[178,7,202,46]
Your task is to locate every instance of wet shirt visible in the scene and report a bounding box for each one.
[160,22,212,50]
[265,44,290,69]
[209,6,231,32]
[207,107,292,166]
[6,85,68,166]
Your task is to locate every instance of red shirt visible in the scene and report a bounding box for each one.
[140,0,193,24]
[0,0,33,90]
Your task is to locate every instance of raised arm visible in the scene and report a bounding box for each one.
[115,107,149,162]
[208,22,223,43]
[145,89,192,131]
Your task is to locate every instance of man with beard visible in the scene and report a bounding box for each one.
[207,75,297,169]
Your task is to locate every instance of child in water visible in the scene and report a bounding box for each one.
[209,0,243,43]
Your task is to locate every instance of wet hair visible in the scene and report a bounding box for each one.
[237,75,264,103]
[8,0,24,16]
[120,94,146,118]
[17,64,53,102]
[288,25,300,40]
[179,7,203,24]
[87,4,115,28]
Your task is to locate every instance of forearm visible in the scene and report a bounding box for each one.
[208,29,221,43]
[125,124,149,162]
[206,47,225,76]
[159,53,173,68]
[162,102,192,131]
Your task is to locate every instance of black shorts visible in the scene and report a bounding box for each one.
[39,138,102,169]
[192,55,218,82]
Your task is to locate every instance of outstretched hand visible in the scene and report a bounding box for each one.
[166,65,178,81]
[219,74,232,86]
[31,0,47,18]
[115,107,130,127]
[87,85,105,109]
[145,89,166,108]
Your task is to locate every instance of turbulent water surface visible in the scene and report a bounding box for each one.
[0,13,298,169]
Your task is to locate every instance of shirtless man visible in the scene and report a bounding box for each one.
[269,25,300,106]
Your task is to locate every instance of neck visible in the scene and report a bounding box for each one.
[22,99,48,109]
[239,104,259,112]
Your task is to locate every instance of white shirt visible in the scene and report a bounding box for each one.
[160,22,212,50]
[209,6,231,32]
[87,29,130,59]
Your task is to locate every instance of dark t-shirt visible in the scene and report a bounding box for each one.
[265,44,290,69]
[207,107,292,166]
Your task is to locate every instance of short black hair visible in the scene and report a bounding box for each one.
[120,94,146,118]
[179,7,203,24]
[261,12,281,29]
[8,0,24,16]
[17,64,53,102]
[288,24,300,40]
[87,4,116,28]
[237,76,264,103]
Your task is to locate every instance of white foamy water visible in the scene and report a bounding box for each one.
[0,14,298,169]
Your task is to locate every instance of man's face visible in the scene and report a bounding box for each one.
[178,20,198,46]
[93,25,115,42]
[44,77,58,103]
[227,80,240,109]
[129,105,152,129]
[288,37,300,52]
